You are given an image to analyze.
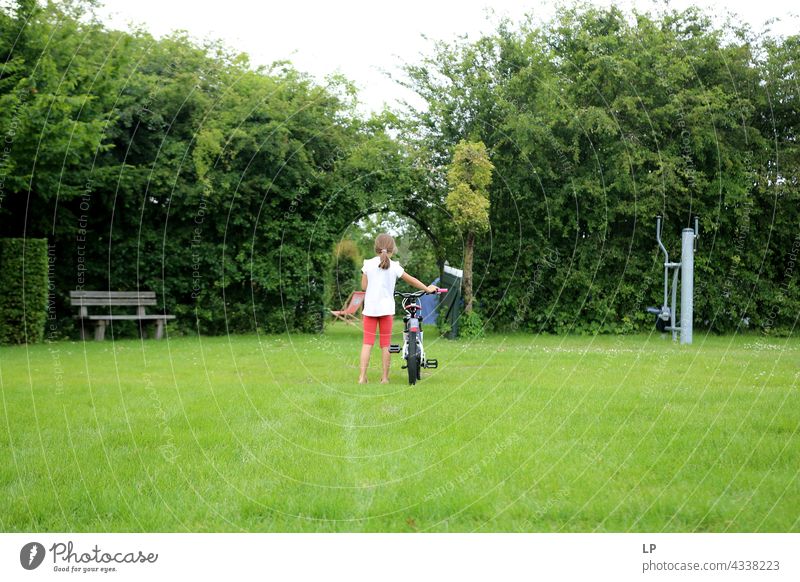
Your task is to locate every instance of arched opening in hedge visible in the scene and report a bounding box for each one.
[326,210,445,314]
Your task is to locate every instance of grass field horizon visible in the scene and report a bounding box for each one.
[1,324,798,532]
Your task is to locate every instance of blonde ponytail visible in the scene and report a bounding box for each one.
[374,233,395,270]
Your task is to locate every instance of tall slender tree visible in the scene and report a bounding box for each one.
[446,140,493,313]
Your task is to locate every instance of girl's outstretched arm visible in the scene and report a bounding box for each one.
[401,272,437,293]
[361,272,368,291]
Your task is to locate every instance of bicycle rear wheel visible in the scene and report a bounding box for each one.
[407,332,418,385]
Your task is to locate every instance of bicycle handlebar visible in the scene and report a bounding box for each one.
[394,288,448,298]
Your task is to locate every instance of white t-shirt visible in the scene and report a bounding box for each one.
[361,256,405,316]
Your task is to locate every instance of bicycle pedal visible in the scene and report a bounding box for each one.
[388,344,401,354]
[425,359,438,368]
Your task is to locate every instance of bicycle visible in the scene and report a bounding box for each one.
[388,288,447,385]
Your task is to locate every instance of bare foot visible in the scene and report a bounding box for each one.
[358,377,368,384]
[380,377,389,384]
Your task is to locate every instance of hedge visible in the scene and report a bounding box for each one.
[0,238,49,345]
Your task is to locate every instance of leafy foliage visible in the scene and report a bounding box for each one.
[446,183,490,235]
[403,5,799,334]
[446,140,494,316]
[0,1,442,338]
[0,238,48,344]
[1,1,797,340]
[457,309,485,339]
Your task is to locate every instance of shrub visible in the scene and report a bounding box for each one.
[437,318,454,339]
[458,309,485,339]
[0,238,49,345]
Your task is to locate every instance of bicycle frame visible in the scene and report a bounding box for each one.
[399,294,426,363]
[389,289,447,384]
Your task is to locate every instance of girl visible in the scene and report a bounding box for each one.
[359,233,437,384]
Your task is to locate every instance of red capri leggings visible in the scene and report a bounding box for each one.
[362,315,393,348]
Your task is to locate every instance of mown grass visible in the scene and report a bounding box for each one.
[1,323,798,532]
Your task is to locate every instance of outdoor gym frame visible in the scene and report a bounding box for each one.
[647,215,699,345]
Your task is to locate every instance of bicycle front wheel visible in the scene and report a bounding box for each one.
[407,331,418,385]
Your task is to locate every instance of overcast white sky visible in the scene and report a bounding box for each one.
[96,0,798,114]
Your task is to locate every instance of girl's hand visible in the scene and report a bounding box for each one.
[425,284,438,294]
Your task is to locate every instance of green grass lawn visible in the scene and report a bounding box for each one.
[1,323,798,532]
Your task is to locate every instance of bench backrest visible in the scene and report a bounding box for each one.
[70,291,157,306]
[70,291,158,317]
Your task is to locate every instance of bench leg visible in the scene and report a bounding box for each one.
[154,319,165,340]
[79,320,89,341]
[94,320,107,341]
[138,320,147,339]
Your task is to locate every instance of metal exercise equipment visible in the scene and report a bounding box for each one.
[646,216,698,344]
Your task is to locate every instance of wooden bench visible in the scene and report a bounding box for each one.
[70,290,175,341]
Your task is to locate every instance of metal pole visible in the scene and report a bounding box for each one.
[669,266,679,341]
[680,228,694,345]
[656,216,669,308]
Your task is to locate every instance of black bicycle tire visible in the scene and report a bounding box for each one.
[407,332,418,385]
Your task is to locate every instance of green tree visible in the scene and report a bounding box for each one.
[403,5,795,334]
[0,0,371,336]
[446,140,493,313]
